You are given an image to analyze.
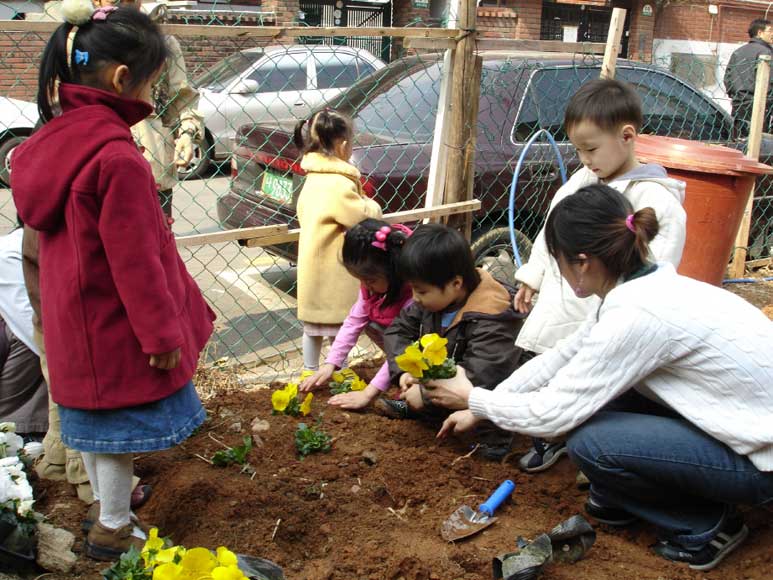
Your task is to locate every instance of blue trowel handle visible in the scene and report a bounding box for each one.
[478,480,516,516]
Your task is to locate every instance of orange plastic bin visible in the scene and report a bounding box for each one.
[634,135,773,285]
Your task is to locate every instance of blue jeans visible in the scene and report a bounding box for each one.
[567,392,773,548]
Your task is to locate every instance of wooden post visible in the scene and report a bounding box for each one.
[454,54,483,239]
[441,0,479,238]
[424,0,460,218]
[600,8,626,79]
[730,54,771,278]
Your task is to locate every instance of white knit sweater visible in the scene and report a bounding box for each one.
[468,264,773,471]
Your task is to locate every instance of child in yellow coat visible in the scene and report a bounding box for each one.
[294,110,382,370]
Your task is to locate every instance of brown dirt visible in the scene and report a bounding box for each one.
[32,373,773,580]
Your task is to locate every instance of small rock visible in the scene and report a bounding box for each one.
[251,418,270,433]
[230,500,239,507]
[361,450,378,465]
[351,485,361,494]
[228,421,242,433]
[319,523,333,535]
[36,523,77,573]
[252,434,264,448]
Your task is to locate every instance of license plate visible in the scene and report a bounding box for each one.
[261,170,294,203]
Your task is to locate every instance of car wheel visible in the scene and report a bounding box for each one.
[471,226,533,285]
[177,135,212,181]
[0,134,28,187]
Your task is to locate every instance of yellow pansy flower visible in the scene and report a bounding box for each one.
[300,393,314,416]
[285,382,299,400]
[299,369,315,381]
[271,389,291,412]
[180,547,216,575]
[142,527,166,566]
[153,562,182,580]
[331,370,345,383]
[395,344,429,378]
[156,546,185,564]
[420,333,448,366]
[211,565,247,580]
[350,377,367,391]
[215,546,239,567]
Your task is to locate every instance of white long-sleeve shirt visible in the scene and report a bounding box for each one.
[469,264,773,472]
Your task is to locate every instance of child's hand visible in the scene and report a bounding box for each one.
[149,348,181,370]
[399,372,420,394]
[300,363,335,392]
[514,284,536,314]
[328,384,379,410]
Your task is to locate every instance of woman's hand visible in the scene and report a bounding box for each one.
[514,284,536,314]
[149,348,181,370]
[175,133,195,167]
[437,410,480,438]
[300,363,335,392]
[423,366,473,410]
[328,384,379,410]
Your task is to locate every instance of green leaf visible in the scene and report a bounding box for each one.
[211,435,254,467]
[102,546,151,580]
[294,422,332,459]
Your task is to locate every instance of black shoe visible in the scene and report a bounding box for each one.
[476,424,514,461]
[518,439,567,473]
[373,397,412,419]
[652,514,748,571]
[584,497,639,527]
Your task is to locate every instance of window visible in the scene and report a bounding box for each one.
[618,67,732,141]
[512,65,732,143]
[194,50,264,92]
[315,52,361,90]
[247,53,308,92]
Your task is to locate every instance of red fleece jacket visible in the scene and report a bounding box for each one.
[11,84,215,410]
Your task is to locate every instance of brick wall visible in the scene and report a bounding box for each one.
[654,0,770,45]
[628,0,655,62]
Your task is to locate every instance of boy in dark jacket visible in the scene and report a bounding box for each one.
[381,224,525,457]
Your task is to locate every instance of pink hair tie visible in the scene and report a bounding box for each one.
[92,6,117,21]
[370,223,413,251]
[625,214,636,233]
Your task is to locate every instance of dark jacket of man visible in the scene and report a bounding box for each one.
[724,38,773,102]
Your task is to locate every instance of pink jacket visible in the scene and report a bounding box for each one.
[326,285,412,391]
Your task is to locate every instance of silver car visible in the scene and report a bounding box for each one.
[0,97,38,187]
[184,44,385,178]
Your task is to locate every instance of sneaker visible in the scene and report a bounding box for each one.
[82,502,151,534]
[475,424,514,461]
[84,520,146,561]
[584,497,639,526]
[518,439,567,473]
[652,514,749,571]
[373,397,412,419]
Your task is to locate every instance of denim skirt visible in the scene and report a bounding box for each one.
[59,381,206,454]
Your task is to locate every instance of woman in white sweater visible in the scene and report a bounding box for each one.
[430,185,773,572]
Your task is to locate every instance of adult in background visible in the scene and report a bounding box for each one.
[724,18,773,139]
[0,225,47,438]
[430,186,773,572]
[94,0,204,221]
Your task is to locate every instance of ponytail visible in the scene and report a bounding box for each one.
[342,218,410,306]
[294,108,353,157]
[544,184,660,279]
[38,25,73,122]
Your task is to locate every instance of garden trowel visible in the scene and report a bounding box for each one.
[441,480,516,541]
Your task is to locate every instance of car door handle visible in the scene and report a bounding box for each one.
[523,164,559,181]
[294,101,305,106]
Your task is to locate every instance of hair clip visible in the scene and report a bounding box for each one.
[74,49,89,66]
[92,5,117,20]
[371,224,412,251]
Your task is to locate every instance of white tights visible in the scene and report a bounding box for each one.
[302,333,346,370]
[81,452,145,539]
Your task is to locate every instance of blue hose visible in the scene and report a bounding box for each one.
[723,277,773,284]
[508,130,567,268]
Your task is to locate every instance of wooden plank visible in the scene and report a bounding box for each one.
[404,37,458,50]
[0,20,460,39]
[600,8,626,80]
[242,200,482,248]
[477,38,607,55]
[175,224,287,248]
[731,54,771,278]
[746,257,773,269]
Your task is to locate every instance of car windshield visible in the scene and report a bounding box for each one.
[194,50,264,92]
[330,57,442,143]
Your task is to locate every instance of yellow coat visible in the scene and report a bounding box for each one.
[296,152,382,324]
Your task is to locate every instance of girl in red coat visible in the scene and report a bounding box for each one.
[11,0,214,560]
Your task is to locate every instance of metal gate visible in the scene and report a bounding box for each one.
[540,3,630,57]
[299,0,393,62]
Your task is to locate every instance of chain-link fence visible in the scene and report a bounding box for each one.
[1,6,771,380]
